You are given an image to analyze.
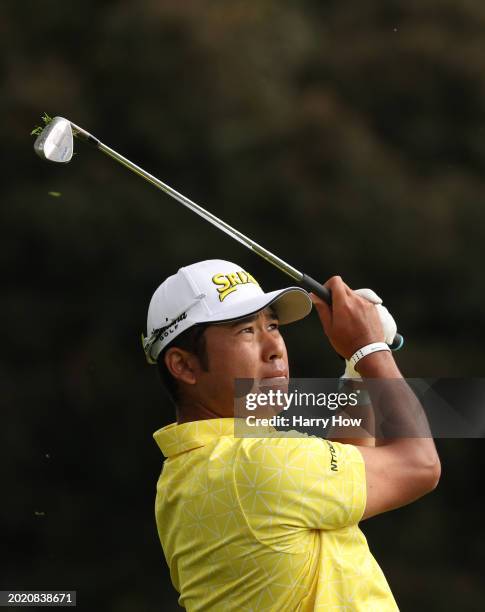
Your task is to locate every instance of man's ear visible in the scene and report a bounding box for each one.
[164,347,200,385]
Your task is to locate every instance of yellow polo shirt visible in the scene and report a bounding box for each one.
[154,418,398,611]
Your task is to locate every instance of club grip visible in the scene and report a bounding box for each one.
[301,273,332,304]
[300,273,404,352]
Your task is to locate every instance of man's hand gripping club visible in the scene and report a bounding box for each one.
[310,276,398,376]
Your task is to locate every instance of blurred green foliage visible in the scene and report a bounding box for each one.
[1,1,485,610]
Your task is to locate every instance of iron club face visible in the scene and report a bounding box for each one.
[34,116,74,163]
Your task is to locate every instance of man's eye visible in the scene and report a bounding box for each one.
[268,322,279,331]
[240,326,254,334]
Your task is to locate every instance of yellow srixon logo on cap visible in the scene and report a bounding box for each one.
[212,270,259,302]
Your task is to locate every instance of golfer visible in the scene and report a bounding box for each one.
[144,259,440,611]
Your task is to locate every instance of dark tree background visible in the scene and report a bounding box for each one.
[1,1,484,610]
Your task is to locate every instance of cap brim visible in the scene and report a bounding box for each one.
[194,287,313,326]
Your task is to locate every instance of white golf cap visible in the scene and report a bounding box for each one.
[143,259,312,364]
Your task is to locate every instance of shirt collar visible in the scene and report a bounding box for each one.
[153,417,277,457]
[153,418,237,458]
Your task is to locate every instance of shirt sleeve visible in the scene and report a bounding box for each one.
[234,435,366,537]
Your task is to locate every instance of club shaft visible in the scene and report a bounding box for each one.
[67,120,403,351]
[70,121,304,283]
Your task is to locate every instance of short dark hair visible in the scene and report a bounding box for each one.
[156,323,211,405]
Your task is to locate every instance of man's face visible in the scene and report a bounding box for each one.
[194,307,289,417]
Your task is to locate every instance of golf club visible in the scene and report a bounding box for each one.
[34,116,404,351]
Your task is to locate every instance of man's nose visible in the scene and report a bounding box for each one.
[262,330,284,361]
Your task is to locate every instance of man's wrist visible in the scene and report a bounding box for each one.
[349,342,390,368]
[355,350,401,378]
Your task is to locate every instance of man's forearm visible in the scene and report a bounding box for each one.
[328,380,376,447]
[356,352,440,468]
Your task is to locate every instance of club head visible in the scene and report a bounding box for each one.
[34,116,74,163]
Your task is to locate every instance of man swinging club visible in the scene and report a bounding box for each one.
[143,259,440,611]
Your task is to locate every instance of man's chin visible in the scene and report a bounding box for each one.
[254,377,289,415]
[258,376,289,394]
[233,377,290,419]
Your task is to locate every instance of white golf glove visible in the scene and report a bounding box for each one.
[342,288,397,380]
